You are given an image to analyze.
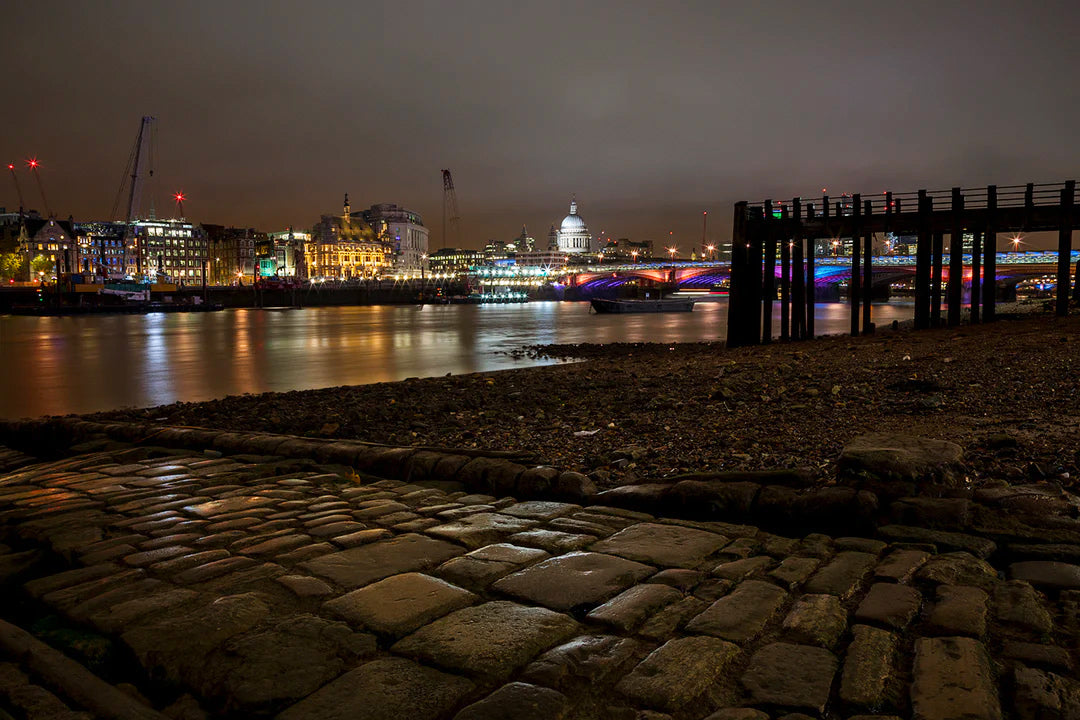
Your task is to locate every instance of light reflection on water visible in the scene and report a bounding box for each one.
[0,300,913,418]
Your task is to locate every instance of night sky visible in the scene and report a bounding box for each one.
[6,0,1080,250]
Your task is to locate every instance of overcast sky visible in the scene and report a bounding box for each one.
[6,0,1080,250]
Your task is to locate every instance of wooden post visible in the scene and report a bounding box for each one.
[850,194,862,337]
[762,200,776,344]
[971,230,982,323]
[806,202,817,339]
[780,204,790,341]
[862,199,873,334]
[948,187,964,326]
[915,191,931,329]
[792,198,804,340]
[931,229,944,327]
[746,207,765,346]
[725,203,748,347]
[983,185,997,321]
[1056,180,1075,317]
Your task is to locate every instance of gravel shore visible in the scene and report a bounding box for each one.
[91,305,1080,492]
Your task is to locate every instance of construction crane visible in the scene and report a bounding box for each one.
[26,158,52,217]
[173,191,186,219]
[6,163,25,213]
[109,116,156,277]
[441,169,462,250]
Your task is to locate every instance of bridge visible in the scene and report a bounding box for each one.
[725,181,1080,347]
[561,252,1075,297]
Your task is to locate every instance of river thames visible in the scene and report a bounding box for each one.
[0,300,914,419]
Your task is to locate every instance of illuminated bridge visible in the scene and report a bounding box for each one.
[468,252,1077,295]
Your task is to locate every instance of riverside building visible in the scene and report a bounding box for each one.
[310,196,393,280]
[552,196,593,254]
[359,203,429,273]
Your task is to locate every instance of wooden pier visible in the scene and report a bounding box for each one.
[726,182,1079,348]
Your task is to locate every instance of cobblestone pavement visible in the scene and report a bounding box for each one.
[1,441,1078,719]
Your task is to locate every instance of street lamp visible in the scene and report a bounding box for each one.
[631,250,639,263]
[1010,235,1024,251]
[831,239,840,257]
[706,244,715,260]
[667,246,677,261]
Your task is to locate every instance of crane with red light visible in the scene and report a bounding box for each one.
[442,169,462,250]
[174,191,186,219]
[26,158,52,217]
[7,163,25,212]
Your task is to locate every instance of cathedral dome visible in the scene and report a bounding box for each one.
[560,196,587,233]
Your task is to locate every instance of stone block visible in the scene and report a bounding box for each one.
[277,657,474,720]
[916,552,999,591]
[586,583,682,632]
[855,583,922,630]
[993,581,1053,634]
[839,624,898,712]
[427,513,540,549]
[926,585,989,637]
[1009,560,1080,591]
[616,636,740,712]
[392,601,579,682]
[874,549,931,583]
[769,557,820,589]
[522,634,641,692]
[590,522,728,569]
[300,533,462,589]
[686,579,787,643]
[781,594,847,648]
[803,551,876,599]
[741,642,838,714]
[492,551,654,612]
[453,682,569,720]
[911,637,1001,720]
[838,433,964,498]
[324,572,476,637]
[712,556,774,581]
[878,526,995,559]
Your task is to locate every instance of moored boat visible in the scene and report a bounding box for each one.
[590,298,695,313]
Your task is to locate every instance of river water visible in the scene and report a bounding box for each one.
[0,300,914,419]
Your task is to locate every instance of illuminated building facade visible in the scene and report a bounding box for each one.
[204,225,260,284]
[427,247,484,274]
[600,237,653,262]
[20,216,77,278]
[267,229,309,278]
[554,196,593,254]
[359,203,429,272]
[310,196,393,279]
[75,221,126,277]
[131,219,207,282]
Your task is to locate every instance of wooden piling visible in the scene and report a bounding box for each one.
[931,229,944,327]
[762,200,776,344]
[971,230,982,324]
[792,198,805,340]
[780,204,790,341]
[862,199,873,334]
[806,202,817,339]
[983,185,997,321]
[726,202,748,348]
[1056,180,1075,316]
[948,188,964,326]
[850,194,862,337]
[915,191,931,330]
[748,207,765,345]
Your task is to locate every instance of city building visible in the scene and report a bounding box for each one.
[266,229,309,278]
[483,239,511,263]
[131,219,208,282]
[427,247,484,274]
[600,237,653,262]
[553,196,593,254]
[204,225,260,284]
[359,203,429,272]
[20,216,78,279]
[74,221,126,277]
[310,196,393,279]
[514,250,569,268]
[510,225,536,253]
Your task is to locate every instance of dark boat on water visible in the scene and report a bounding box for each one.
[590,297,695,313]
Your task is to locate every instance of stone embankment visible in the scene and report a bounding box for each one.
[1,421,1078,718]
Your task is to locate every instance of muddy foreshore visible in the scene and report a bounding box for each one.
[88,309,1080,493]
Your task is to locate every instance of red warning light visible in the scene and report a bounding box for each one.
[6,164,13,170]
[27,158,39,169]
[174,192,186,202]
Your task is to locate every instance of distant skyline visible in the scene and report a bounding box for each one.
[6,0,1080,251]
